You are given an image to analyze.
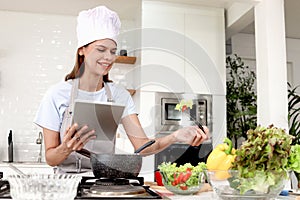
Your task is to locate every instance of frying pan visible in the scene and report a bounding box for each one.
[77,140,155,178]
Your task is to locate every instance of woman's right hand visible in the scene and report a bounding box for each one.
[62,123,96,152]
[172,125,209,146]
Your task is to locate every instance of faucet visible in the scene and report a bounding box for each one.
[36,131,43,163]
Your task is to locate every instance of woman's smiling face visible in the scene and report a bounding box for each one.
[79,39,117,76]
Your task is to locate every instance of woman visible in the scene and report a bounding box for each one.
[34,6,209,173]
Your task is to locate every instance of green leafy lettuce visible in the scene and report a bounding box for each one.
[231,125,294,194]
[158,162,206,189]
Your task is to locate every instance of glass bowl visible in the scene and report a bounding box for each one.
[160,170,206,195]
[7,174,81,200]
[205,170,288,200]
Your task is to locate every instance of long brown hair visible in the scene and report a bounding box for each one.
[65,49,112,82]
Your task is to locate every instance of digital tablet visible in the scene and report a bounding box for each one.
[72,99,125,141]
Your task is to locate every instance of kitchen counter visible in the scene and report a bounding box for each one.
[0,162,53,179]
[146,182,300,200]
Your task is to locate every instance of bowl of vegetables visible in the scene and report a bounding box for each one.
[158,162,207,195]
[205,169,288,199]
[204,125,300,199]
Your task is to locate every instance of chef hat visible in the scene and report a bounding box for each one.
[76,6,121,49]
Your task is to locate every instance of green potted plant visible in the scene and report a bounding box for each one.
[226,54,257,148]
[288,82,300,145]
[288,82,300,188]
[226,54,300,187]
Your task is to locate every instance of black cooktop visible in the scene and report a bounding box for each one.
[75,176,162,199]
[0,179,10,199]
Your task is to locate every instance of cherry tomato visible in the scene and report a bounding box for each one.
[180,185,188,190]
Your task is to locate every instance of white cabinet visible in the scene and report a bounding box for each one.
[141,2,185,92]
[184,10,226,94]
[141,1,226,94]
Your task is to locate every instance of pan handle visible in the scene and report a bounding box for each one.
[134,140,156,154]
[76,148,91,158]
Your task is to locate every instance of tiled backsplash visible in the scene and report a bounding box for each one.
[0,10,137,162]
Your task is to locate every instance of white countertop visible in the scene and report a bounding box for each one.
[147,183,299,200]
[163,192,298,200]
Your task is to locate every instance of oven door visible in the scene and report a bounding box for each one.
[161,98,182,126]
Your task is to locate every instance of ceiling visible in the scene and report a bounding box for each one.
[0,0,141,19]
[0,0,299,39]
[0,0,258,18]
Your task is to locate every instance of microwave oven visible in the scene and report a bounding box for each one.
[155,92,212,133]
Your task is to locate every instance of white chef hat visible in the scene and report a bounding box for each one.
[76,6,121,49]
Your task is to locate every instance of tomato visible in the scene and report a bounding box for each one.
[155,171,164,186]
[181,105,187,112]
[181,168,192,182]
[171,168,193,186]
[176,172,185,184]
[180,185,188,190]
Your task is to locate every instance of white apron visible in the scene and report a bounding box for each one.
[57,78,115,173]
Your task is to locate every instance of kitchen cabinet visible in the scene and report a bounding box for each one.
[141,2,225,94]
[141,3,185,92]
[184,10,225,94]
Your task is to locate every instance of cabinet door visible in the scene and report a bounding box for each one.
[141,7,185,92]
[184,9,225,94]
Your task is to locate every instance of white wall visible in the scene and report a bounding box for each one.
[0,10,139,162]
[231,33,300,90]
[0,11,76,162]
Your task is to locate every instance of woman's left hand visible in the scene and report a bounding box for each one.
[63,123,96,151]
[173,125,209,146]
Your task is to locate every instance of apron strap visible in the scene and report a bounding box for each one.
[72,79,113,103]
[68,78,79,114]
[104,82,114,102]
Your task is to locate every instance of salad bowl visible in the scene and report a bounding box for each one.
[160,170,206,195]
[205,169,289,200]
[158,162,207,195]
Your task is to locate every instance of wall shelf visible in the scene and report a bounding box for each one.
[127,89,136,96]
[115,56,136,64]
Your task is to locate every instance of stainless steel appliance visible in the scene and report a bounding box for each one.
[75,177,162,199]
[155,92,212,133]
[154,92,213,170]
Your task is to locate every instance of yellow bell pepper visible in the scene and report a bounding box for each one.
[206,138,236,179]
